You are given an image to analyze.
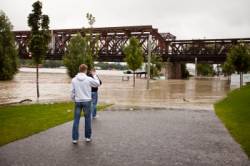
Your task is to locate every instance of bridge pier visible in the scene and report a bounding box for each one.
[165,62,182,79]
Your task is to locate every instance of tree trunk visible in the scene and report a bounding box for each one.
[36,64,40,98]
[240,72,243,88]
[133,71,135,87]
[228,74,231,85]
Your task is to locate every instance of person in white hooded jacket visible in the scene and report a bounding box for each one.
[71,64,100,144]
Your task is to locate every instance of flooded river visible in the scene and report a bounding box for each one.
[0,68,231,110]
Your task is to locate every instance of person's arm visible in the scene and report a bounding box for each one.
[89,75,100,87]
[97,75,102,85]
[71,81,75,101]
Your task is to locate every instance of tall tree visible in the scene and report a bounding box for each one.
[86,13,95,28]
[0,11,18,80]
[64,13,98,77]
[64,33,94,78]
[28,1,51,98]
[226,43,250,87]
[85,13,98,70]
[123,37,144,87]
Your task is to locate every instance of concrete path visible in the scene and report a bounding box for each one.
[0,107,249,166]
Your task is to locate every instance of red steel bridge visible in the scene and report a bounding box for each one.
[13,25,250,63]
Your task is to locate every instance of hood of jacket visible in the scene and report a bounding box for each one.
[76,73,87,81]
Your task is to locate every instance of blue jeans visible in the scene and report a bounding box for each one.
[72,101,92,140]
[91,92,98,117]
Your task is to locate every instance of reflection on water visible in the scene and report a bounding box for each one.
[99,76,230,109]
[0,70,230,109]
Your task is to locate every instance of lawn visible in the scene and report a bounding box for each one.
[214,85,250,157]
[0,102,111,146]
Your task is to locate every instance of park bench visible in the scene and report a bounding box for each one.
[122,70,147,81]
[122,70,132,81]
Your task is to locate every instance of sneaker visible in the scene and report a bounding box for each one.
[85,138,92,142]
[93,115,99,119]
[72,140,78,144]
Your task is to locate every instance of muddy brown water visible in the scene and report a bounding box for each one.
[0,70,230,110]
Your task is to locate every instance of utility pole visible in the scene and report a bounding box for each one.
[147,35,152,89]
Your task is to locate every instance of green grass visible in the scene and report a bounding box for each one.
[0,102,111,146]
[214,85,250,157]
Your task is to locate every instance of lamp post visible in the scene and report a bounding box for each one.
[147,35,152,89]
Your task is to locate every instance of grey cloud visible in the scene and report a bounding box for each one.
[0,0,249,39]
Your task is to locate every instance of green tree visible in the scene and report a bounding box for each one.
[28,1,51,98]
[0,11,18,80]
[86,13,95,28]
[226,43,250,87]
[64,33,94,78]
[123,37,144,87]
[84,13,98,71]
[197,64,215,76]
[222,61,234,82]
[64,13,98,78]
[146,54,163,79]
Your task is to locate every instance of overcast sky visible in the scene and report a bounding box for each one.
[1,0,250,39]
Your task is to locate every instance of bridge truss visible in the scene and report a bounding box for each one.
[13,25,250,64]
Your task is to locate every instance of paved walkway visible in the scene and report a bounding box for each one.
[0,107,249,166]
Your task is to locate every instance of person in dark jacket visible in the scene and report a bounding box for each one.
[87,68,102,118]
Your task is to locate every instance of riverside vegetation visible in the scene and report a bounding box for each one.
[215,85,250,157]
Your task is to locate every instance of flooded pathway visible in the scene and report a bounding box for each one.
[0,68,230,109]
